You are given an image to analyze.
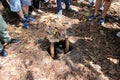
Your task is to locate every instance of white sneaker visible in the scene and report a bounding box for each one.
[37,9,44,13]
[57,10,62,19]
[100,3,104,11]
[31,11,37,16]
[44,0,48,3]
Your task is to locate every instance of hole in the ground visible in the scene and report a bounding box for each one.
[47,40,73,59]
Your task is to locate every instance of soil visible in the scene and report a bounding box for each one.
[0,0,120,80]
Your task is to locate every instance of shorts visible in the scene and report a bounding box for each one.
[8,0,31,12]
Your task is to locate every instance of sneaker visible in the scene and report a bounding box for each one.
[25,15,35,22]
[88,15,98,20]
[116,31,120,37]
[65,7,75,12]
[22,19,29,29]
[0,49,8,57]
[100,3,104,11]
[31,11,37,16]
[99,18,105,25]
[57,10,62,19]
[89,2,94,6]
[37,9,44,13]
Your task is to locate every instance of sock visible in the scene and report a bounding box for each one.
[24,14,29,18]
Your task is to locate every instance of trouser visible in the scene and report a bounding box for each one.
[57,0,70,11]
[8,0,31,12]
[33,0,45,9]
[0,14,11,51]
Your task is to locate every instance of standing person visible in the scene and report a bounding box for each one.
[88,0,112,25]
[7,0,35,29]
[57,0,75,18]
[0,14,20,57]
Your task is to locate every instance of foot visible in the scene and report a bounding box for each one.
[57,10,62,19]
[100,3,104,11]
[26,15,35,22]
[37,9,44,13]
[22,19,29,29]
[89,2,94,7]
[99,18,105,25]
[87,15,99,20]
[31,11,37,16]
[0,49,8,57]
[9,39,20,44]
[116,31,120,37]
[65,7,75,12]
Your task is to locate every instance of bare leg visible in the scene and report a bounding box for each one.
[17,10,25,19]
[101,0,112,18]
[50,42,55,58]
[22,6,29,15]
[65,38,69,53]
[94,0,102,16]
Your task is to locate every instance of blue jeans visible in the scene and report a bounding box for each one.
[57,0,70,11]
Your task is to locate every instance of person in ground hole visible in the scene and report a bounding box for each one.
[88,0,112,25]
[0,14,20,57]
[7,0,35,29]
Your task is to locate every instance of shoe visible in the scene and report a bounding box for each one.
[37,9,44,13]
[0,49,8,57]
[9,39,20,44]
[116,31,120,37]
[118,17,120,22]
[22,19,29,29]
[89,2,94,7]
[88,15,99,20]
[31,11,37,16]
[99,18,105,25]
[65,7,75,12]
[26,15,35,22]
[100,3,104,11]
[57,10,62,19]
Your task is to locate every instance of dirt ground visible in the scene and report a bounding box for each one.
[0,0,120,80]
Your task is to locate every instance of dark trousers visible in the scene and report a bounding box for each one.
[33,0,44,9]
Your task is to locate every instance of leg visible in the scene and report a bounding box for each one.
[99,0,112,25]
[33,0,40,9]
[65,0,75,12]
[57,0,62,18]
[65,38,69,53]
[0,15,20,57]
[50,42,55,58]
[0,43,8,57]
[101,0,112,18]
[88,0,102,20]
[21,0,31,16]
[57,0,62,11]
[94,0,102,16]
[0,15,11,43]
[17,10,25,19]
[65,0,70,9]
[22,6,29,15]
[21,0,35,21]
[8,0,29,28]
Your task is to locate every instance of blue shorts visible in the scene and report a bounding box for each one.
[8,0,31,12]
